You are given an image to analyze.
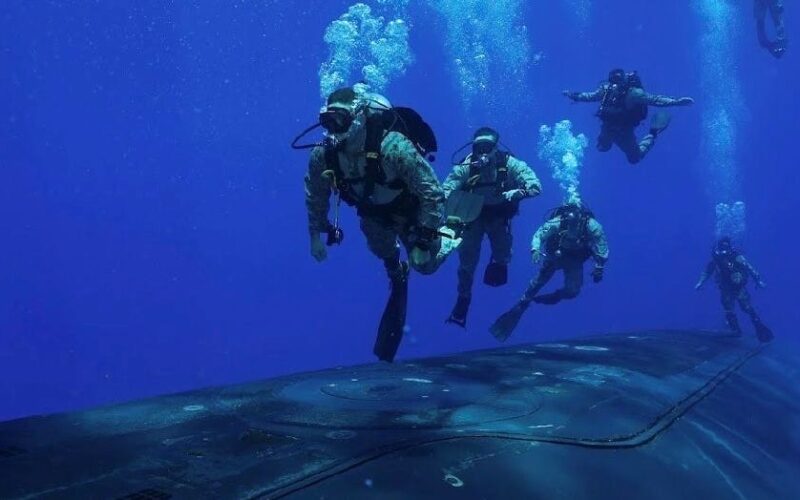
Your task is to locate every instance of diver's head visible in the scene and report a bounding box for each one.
[608,68,627,86]
[319,87,360,135]
[472,127,500,168]
[715,237,734,255]
[561,203,584,222]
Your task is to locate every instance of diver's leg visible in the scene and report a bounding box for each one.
[401,221,462,276]
[560,258,585,300]
[522,262,557,303]
[361,216,403,277]
[456,218,484,298]
[720,288,742,335]
[484,216,512,286]
[597,125,614,153]
[755,0,771,48]
[616,128,644,164]
[737,288,773,341]
[770,0,787,55]
[361,216,409,362]
[536,258,584,304]
[449,218,484,326]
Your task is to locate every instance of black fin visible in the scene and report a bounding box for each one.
[373,267,409,362]
[489,303,528,342]
[446,190,484,228]
[483,263,508,287]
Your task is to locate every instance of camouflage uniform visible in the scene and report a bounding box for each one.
[442,154,541,299]
[523,214,608,304]
[697,252,768,335]
[305,130,450,276]
[571,85,688,164]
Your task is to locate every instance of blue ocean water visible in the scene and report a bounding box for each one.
[0,0,797,422]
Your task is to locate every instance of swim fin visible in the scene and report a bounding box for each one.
[649,111,671,138]
[374,262,409,362]
[445,190,484,234]
[489,301,529,342]
[483,262,508,287]
[755,322,774,343]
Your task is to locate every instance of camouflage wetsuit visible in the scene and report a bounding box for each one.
[570,85,688,164]
[305,130,450,277]
[523,213,608,304]
[697,251,768,336]
[442,153,542,300]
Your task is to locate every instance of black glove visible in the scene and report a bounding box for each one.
[591,265,604,283]
[413,226,438,251]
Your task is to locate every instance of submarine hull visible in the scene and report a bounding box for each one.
[1,330,798,499]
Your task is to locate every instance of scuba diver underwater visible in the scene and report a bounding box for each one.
[754,0,788,58]
[490,202,609,342]
[293,85,463,363]
[442,127,542,328]
[563,69,694,165]
[696,238,773,343]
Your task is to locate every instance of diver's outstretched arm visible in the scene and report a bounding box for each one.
[738,255,766,287]
[563,85,605,103]
[507,157,543,197]
[695,261,716,289]
[629,87,693,107]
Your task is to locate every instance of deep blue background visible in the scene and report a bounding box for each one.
[1,1,797,421]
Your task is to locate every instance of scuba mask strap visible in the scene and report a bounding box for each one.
[498,141,514,158]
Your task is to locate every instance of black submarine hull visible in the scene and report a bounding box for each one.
[1,330,798,499]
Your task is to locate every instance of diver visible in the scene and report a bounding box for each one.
[296,85,461,362]
[755,0,788,58]
[490,202,608,341]
[695,237,773,342]
[563,69,694,165]
[442,127,542,328]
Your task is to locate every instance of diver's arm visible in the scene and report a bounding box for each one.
[442,164,470,200]
[696,261,716,289]
[629,87,694,107]
[507,157,542,197]
[565,85,605,103]
[304,146,332,235]
[738,255,765,284]
[587,218,609,265]
[385,132,445,230]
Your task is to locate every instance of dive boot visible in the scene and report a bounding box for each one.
[374,261,410,363]
[489,300,530,342]
[483,262,508,287]
[446,295,471,328]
